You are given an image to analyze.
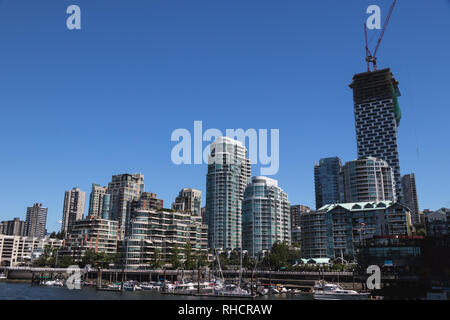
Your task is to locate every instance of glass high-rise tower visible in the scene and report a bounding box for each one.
[205,137,251,250]
[314,157,343,209]
[242,176,291,258]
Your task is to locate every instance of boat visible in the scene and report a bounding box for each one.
[123,281,142,291]
[107,283,122,290]
[42,280,64,287]
[0,273,7,280]
[213,284,255,298]
[312,281,370,300]
[140,282,161,291]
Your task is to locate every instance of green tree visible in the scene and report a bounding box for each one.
[80,249,117,268]
[183,242,195,270]
[57,255,75,268]
[416,228,426,237]
[32,244,56,267]
[170,245,181,269]
[150,248,162,269]
[266,242,289,270]
[194,251,209,268]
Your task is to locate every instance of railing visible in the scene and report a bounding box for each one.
[1,266,353,277]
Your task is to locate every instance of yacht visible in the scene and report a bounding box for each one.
[123,281,142,291]
[313,281,370,300]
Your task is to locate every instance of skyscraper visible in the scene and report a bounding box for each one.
[205,137,251,250]
[107,173,144,240]
[172,188,202,216]
[401,173,420,225]
[61,187,86,234]
[350,68,402,201]
[25,203,47,238]
[242,177,291,258]
[314,157,343,209]
[88,184,108,218]
[340,157,396,203]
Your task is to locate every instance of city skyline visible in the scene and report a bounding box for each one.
[1,0,450,232]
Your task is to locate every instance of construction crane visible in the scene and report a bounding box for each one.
[364,0,398,72]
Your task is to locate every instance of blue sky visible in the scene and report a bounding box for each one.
[0,0,449,232]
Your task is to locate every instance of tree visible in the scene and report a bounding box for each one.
[266,242,289,270]
[194,251,209,268]
[32,244,62,267]
[416,228,426,237]
[183,242,195,270]
[150,248,162,269]
[58,255,75,268]
[80,249,117,268]
[170,245,181,269]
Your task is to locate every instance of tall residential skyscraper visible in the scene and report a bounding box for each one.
[88,184,108,218]
[350,68,402,201]
[242,177,291,258]
[401,173,420,225]
[25,203,48,238]
[107,173,144,240]
[61,187,86,234]
[172,188,202,216]
[205,137,251,250]
[340,157,396,203]
[314,157,343,209]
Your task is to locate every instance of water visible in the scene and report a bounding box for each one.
[0,282,312,300]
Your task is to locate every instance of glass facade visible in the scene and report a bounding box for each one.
[314,157,343,209]
[242,177,291,258]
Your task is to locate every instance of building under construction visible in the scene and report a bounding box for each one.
[350,68,402,202]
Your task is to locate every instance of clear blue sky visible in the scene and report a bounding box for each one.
[0,0,449,233]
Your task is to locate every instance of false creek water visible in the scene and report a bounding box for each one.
[0,282,312,300]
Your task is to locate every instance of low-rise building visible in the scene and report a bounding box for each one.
[425,208,449,238]
[65,216,119,262]
[0,235,63,267]
[300,201,412,260]
[123,208,208,269]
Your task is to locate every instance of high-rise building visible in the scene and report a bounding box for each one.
[25,203,48,239]
[401,173,420,225]
[242,177,291,258]
[290,205,311,245]
[314,157,343,209]
[0,218,25,236]
[88,184,108,218]
[205,137,251,250]
[106,173,145,240]
[350,69,402,201]
[61,187,86,235]
[340,157,396,203]
[300,201,412,259]
[172,188,202,216]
